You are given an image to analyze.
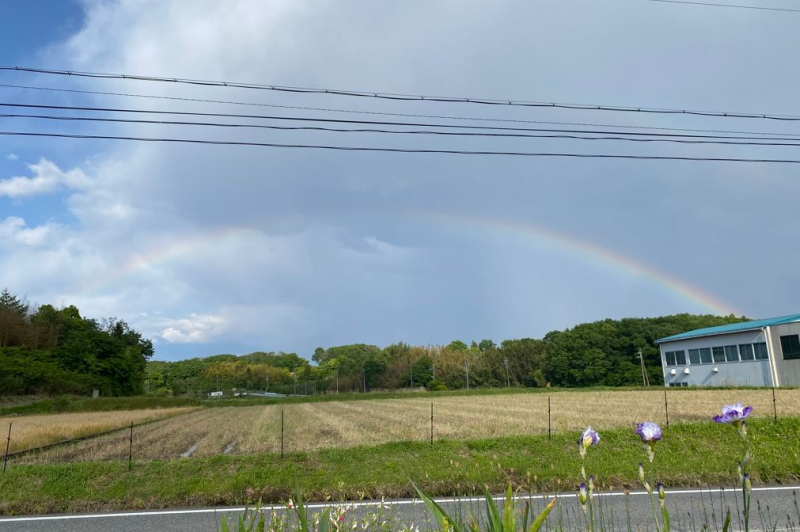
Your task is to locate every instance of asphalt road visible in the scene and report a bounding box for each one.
[1,485,798,532]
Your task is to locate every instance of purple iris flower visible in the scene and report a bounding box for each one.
[635,421,663,443]
[712,403,753,425]
[579,426,600,448]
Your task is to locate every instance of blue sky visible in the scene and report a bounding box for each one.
[2,0,799,361]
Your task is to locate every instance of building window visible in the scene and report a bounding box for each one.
[780,335,800,360]
[712,346,726,363]
[724,345,739,362]
[665,350,686,366]
[699,348,712,364]
[739,344,755,361]
[689,349,700,364]
[669,382,688,388]
[754,342,769,360]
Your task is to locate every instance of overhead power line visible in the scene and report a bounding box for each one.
[3,130,800,163]
[3,65,800,122]
[8,112,800,147]
[641,0,800,13]
[7,102,800,142]
[1,82,794,138]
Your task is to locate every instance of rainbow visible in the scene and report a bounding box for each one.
[87,214,741,317]
[413,212,740,316]
[87,226,256,293]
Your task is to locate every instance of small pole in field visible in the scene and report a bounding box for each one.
[128,421,133,472]
[3,423,11,473]
[430,402,434,447]
[547,397,551,441]
[664,389,669,427]
[281,409,285,458]
[772,386,777,421]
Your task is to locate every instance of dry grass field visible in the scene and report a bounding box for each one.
[19,387,800,463]
[1,407,198,454]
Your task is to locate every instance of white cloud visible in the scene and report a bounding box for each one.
[0,158,91,198]
[0,216,64,247]
[6,154,18,161]
[158,313,228,343]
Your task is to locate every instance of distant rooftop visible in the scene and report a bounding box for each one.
[657,313,800,343]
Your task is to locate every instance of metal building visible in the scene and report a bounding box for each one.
[656,313,800,387]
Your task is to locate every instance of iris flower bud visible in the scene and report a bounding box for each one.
[578,482,588,506]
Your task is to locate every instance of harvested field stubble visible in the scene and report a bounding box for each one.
[1,407,198,454]
[22,388,800,463]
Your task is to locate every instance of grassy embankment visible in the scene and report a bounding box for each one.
[1,417,798,515]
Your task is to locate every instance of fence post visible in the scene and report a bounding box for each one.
[664,389,669,428]
[2,423,10,473]
[128,421,133,472]
[547,397,551,441]
[281,409,285,459]
[772,386,777,421]
[430,402,434,447]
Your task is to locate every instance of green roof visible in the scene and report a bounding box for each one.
[657,313,800,343]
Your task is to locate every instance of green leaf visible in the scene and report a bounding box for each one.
[502,484,515,532]
[521,501,531,532]
[661,503,671,532]
[722,507,731,532]
[412,481,464,532]
[528,499,556,532]
[220,515,231,532]
[295,478,308,532]
[483,485,503,532]
[318,509,332,532]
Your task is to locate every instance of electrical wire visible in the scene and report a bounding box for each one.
[8,112,800,147]
[3,65,800,121]
[1,82,795,138]
[6,101,800,142]
[3,130,800,163]
[641,0,800,12]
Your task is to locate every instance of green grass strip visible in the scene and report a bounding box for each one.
[1,418,799,515]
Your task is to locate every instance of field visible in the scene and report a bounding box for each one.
[1,407,198,454]
[17,387,800,463]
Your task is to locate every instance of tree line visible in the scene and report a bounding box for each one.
[0,288,153,396]
[147,313,746,396]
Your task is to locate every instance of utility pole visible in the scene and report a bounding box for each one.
[363,368,367,393]
[464,360,469,390]
[504,357,510,388]
[265,375,269,394]
[293,362,298,395]
[638,348,650,387]
[216,375,220,393]
[410,360,414,389]
[336,370,339,394]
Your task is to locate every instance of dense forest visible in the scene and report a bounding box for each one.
[0,289,153,396]
[146,313,746,396]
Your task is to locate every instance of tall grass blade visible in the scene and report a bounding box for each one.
[528,499,556,532]
[412,481,465,532]
[483,485,503,532]
[722,508,731,532]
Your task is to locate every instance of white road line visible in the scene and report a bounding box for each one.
[1,485,797,523]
